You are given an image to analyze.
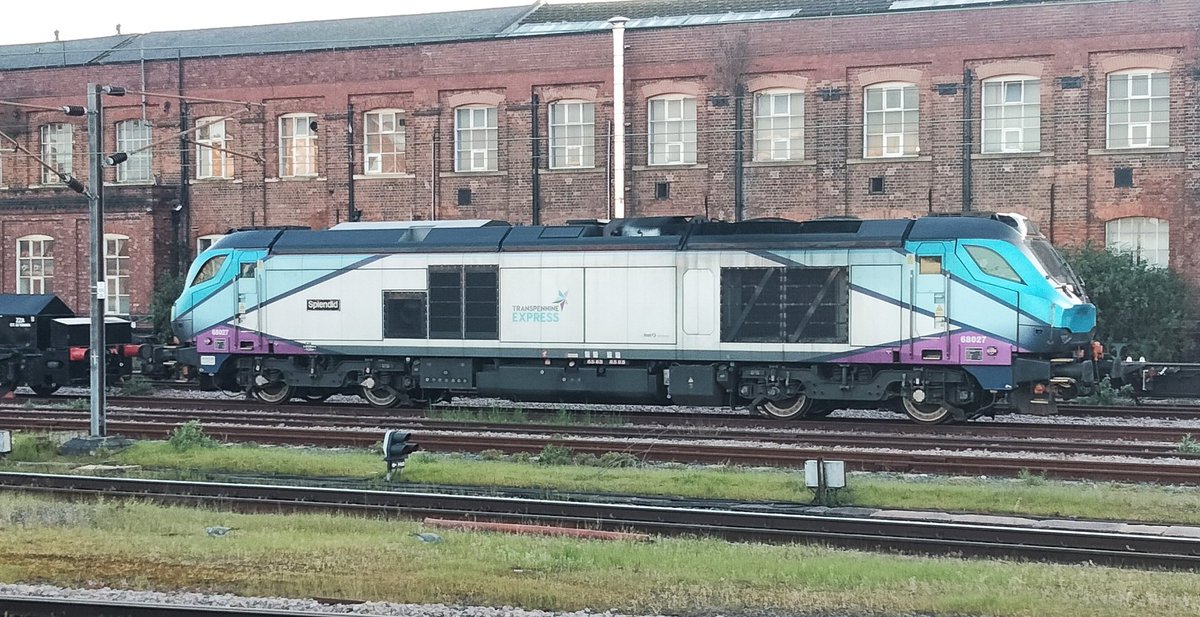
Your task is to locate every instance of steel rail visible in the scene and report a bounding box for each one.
[0,596,339,617]
[0,472,1196,569]
[0,407,1191,458]
[0,415,1196,484]
[19,392,1200,422]
[7,399,1198,443]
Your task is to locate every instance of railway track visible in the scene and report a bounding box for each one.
[18,390,1200,422]
[0,596,326,617]
[0,406,1197,484]
[1,471,1197,569]
[1,405,1195,457]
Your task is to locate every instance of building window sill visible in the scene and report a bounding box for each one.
[1088,146,1184,156]
[105,181,156,187]
[744,159,817,167]
[846,156,931,165]
[539,167,605,175]
[971,151,1055,160]
[631,164,708,171]
[355,173,415,180]
[190,177,241,184]
[439,170,507,178]
[265,176,327,182]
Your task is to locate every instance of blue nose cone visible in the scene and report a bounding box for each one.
[1059,303,1097,335]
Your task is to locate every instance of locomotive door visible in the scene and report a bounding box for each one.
[234,259,262,352]
[904,244,953,363]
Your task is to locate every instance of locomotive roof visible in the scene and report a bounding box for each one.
[0,294,73,317]
[208,214,1029,255]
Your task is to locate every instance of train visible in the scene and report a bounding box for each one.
[141,212,1098,424]
[0,294,137,396]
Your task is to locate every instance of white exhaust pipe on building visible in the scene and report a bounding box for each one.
[609,16,629,220]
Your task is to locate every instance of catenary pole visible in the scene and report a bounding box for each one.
[87,83,106,437]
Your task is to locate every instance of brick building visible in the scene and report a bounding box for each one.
[0,0,1196,323]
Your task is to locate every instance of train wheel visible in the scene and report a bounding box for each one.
[297,390,332,403]
[251,383,293,405]
[758,394,812,420]
[30,385,59,397]
[901,398,954,424]
[361,384,402,408]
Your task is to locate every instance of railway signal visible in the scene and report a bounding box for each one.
[382,430,419,480]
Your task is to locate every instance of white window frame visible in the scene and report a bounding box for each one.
[981,76,1040,154]
[548,100,596,169]
[104,234,131,315]
[279,113,318,177]
[196,234,226,256]
[648,95,697,166]
[753,90,804,162]
[1107,69,1170,149]
[16,235,53,294]
[1106,217,1169,267]
[364,109,407,175]
[455,106,498,172]
[863,82,919,158]
[196,117,231,179]
[115,119,153,183]
[40,123,73,185]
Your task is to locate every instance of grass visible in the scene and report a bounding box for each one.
[0,493,1197,617]
[4,432,1200,525]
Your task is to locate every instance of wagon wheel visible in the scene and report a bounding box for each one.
[30,385,60,397]
[250,382,293,405]
[361,384,403,408]
[757,394,812,420]
[296,389,333,403]
[901,398,955,425]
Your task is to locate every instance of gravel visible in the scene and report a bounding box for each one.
[0,583,911,617]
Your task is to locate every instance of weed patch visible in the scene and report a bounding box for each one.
[119,375,155,397]
[168,421,217,451]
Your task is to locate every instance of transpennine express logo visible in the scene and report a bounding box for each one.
[512,290,568,323]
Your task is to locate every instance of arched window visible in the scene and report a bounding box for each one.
[863,82,918,158]
[364,109,407,174]
[981,76,1040,153]
[455,106,498,172]
[1106,217,1169,267]
[196,117,231,179]
[1107,69,1169,149]
[753,89,804,162]
[116,119,152,183]
[104,234,131,314]
[15,235,53,294]
[648,95,697,165]
[549,100,595,169]
[279,113,318,177]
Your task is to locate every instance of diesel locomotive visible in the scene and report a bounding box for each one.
[144,213,1098,424]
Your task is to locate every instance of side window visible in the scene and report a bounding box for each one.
[191,254,227,286]
[964,245,1023,283]
[383,291,426,339]
[918,256,942,274]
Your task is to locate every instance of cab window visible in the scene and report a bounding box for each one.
[191,254,228,286]
[965,245,1023,283]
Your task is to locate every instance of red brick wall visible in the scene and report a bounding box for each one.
[0,0,1196,315]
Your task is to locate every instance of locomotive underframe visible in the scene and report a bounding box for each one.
[229,352,1000,417]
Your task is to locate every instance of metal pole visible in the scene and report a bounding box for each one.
[87,83,106,437]
[609,16,628,220]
